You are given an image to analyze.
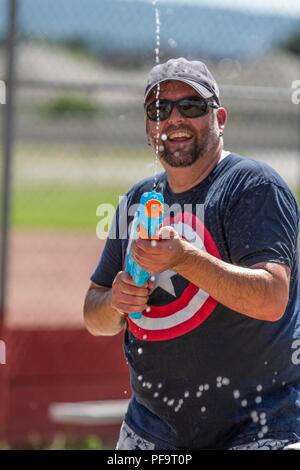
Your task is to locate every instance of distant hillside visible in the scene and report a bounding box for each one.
[0,0,299,61]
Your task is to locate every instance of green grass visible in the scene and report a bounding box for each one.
[10,184,300,233]
[11,184,128,232]
[7,143,300,233]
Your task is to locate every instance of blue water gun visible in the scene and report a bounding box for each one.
[126,191,164,319]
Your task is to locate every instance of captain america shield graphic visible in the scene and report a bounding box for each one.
[127,211,221,341]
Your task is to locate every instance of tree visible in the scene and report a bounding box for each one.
[281,28,300,56]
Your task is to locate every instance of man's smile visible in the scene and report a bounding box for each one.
[167,130,194,142]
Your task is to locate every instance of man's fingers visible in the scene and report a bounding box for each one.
[117,303,148,314]
[117,293,149,307]
[119,282,149,297]
[120,271,138,286]
[157,226,179,239]
[115,272,149,294]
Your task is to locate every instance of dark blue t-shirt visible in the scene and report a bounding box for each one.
[91,153,300,449]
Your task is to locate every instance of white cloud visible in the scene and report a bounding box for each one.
[139,0,300,18]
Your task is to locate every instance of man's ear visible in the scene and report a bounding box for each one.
[217,107,227,136]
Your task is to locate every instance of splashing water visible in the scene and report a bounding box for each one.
[136,362,284,429]
[151,0,161,190]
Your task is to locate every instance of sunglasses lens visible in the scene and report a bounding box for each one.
[146,98,212,121]
[146,101,171,121]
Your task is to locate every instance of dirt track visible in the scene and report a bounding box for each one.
[6,231,105,329]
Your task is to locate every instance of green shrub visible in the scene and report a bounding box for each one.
[42,95,100,118]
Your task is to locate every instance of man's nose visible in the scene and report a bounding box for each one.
[168,104,184,122]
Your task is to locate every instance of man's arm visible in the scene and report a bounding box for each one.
[131,232,291,322]
[83,282,126,336]
[173,244,290,321]
[83,272,151,336]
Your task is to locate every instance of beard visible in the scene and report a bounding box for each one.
[161,126,219,168]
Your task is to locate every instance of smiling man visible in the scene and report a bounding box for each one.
[84,58,300,450]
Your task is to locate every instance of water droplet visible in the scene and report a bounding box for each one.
[146,307,151,313]
[167,399,175,406]
[154,392,159,398]
[274,371,278,375]
[216,383,222,388]
[199,385,204,392]
[241,400,247,407]
[196,391,202,398]
[159,145,164,152]
[142,334,148,340]
[179,399,184,404]
[251,411,258,420]
[233,390,240,399]
[184,391,189,398]
[142,382,146,387]
[204,384,210,391]
[201,406,206,413]
[138,348,143,355]
[216,376,222,382]
[261,425,268,434]
[123,390,127,395]
[256,384,263,392]
[260,412,266,419]
[174,151,180,157]
[146,382,152,389]
[161,133,167,141]
[168,38,177,48]
[150,276,156,282]
[255,396,262,404]
[282,381,286,386]
[272,379,276,383]
[222,377,230,386]
[151,240,157,247]
[175,407,180,413]
[264,361,268,366]
[260,418,267,426]
[258,432,264,439]
[138,375,143,381]
[157,383,162,389]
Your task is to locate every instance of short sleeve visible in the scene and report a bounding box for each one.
[90,237,123,287]
[224,183,299,268]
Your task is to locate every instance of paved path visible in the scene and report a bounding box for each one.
[6,231,104,328]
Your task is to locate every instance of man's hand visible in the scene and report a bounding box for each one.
[131,226,186,275]
[111,271,153,315]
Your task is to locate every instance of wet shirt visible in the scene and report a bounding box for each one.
[91,153,300,449]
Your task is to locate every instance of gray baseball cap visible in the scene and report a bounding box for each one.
[145,57,220,105]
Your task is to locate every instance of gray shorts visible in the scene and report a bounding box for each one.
[116,421,291,450]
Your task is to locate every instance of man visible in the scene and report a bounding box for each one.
[84,58,300,450]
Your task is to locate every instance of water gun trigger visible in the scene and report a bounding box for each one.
[125,191,164,320]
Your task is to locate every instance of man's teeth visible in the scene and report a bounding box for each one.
[168,131,193,140]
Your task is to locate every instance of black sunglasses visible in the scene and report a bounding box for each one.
[145,96,219,121]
